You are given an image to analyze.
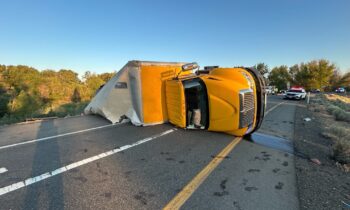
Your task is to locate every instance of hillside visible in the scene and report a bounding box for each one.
[0,64,114,125]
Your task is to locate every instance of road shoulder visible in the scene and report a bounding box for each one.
[293,101,350,209]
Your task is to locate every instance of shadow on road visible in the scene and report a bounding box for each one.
[24,120,64,209]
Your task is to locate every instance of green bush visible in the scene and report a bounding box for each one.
[0,114,25,126]
[53,102,88,116]
[0,102,88,126]
[0,89,10,118]
[334,110,350,122]
[327,105,350,122]
[333,99,350,111]
[327,105,341,114]
[328,126,349,139]
[333,139,350,164]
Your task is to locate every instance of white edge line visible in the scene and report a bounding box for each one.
[0,128,176,196]
[265,101,285,116]
[0,168,8,174]
[0,122,127,151]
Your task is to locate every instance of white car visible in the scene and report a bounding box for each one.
[335,87,346,93]
[265,86,276,95]
[284,88,306,100]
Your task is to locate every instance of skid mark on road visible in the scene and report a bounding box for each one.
[0,129,176,196]
[0,122,127,151]
[163,137,242,210]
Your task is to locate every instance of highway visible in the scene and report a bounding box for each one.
[0,95,302,210]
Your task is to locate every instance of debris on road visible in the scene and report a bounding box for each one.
[310,158,321,165]
[336,162,350,172]
[341,200,350,208]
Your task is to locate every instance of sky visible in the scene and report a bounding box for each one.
[0,0,349,75]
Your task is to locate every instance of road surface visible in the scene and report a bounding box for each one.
[0,95,302,210]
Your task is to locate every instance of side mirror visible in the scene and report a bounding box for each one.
[182,62,199,71]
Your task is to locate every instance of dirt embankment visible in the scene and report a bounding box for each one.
[294,94,350,210]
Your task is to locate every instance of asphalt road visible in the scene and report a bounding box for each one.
[0,95,303,210]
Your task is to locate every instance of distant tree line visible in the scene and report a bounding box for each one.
[0,64,114,124]
[255,59,350,91]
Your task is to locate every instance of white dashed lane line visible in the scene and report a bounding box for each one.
[0,128,176,196]
[265,101,285,116]
[0,122,126,151]
[0,168,8,174]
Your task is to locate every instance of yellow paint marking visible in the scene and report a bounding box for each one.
[163,137,242,210]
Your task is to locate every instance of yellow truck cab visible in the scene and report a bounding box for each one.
[85,61,266,136]
[165,64,266,136]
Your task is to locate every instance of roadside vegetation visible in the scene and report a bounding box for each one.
[0,64,114,126]
[310,94,350,165]
[255,59,350,92]
[295,94,350,210]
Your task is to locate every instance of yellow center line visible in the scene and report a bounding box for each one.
[163,137,242,210]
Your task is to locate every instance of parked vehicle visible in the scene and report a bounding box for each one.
[279,90,287,95]
[284,87,307,100]
[335,87,346,93]
[265,86,276,95]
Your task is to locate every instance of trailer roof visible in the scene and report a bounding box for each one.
[128,60,189,67]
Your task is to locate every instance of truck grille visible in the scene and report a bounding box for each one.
[239,89,255,128]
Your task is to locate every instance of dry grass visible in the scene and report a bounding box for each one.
[322,126,350,164]
[328,126,349,139]
[327,107,350,122]
[322,126,349,141]
[325,98,350,122]
[325,94,350,104]
[332,139,350,164]
[312,94,350,164]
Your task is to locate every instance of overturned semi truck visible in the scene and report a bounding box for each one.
[84,60,266,136]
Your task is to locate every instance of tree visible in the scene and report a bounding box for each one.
[58,69,80,84]
[71,88,81,103]
[268,65,291,90]
[83,71,105,98]
[293,63,313,90]
[10,91,42,117]
[338,72,350,88]
[308,59,335,90]
[98,72,115,82]
[329,71,350,91]
[0,84,10,118]
[289,64,300,85]
[292,60,336,91]
[254,63,269,77]
[0,64,115,123]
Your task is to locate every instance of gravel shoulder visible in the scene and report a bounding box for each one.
[294,98,350,210]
